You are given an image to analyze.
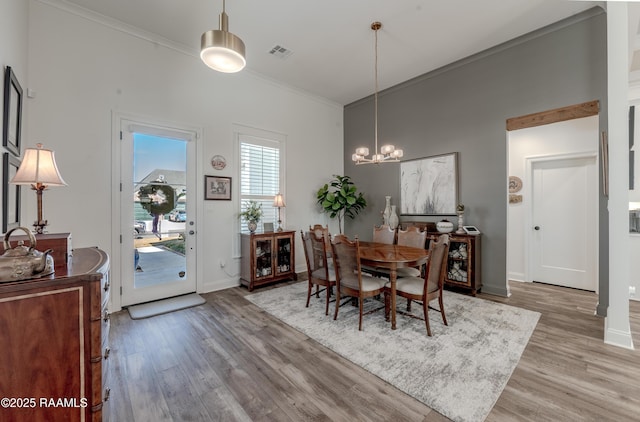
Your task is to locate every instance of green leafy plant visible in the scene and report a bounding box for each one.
[316,175,367,233]
[240,200,263,223]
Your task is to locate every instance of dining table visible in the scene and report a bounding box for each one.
[358,241,429,330]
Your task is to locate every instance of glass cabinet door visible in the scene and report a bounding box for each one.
[254,238,273,279]
[275,236,292,275]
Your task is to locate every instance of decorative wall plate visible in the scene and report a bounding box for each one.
[211,155,227,170]
[508,176,523,193]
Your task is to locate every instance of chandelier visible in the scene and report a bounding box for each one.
[352,22,403,165]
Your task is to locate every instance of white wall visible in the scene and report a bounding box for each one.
[0,0,29,208]
[27,0,343,310]
[507,116,599,282]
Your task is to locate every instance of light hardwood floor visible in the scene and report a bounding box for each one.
[108,281,640,421]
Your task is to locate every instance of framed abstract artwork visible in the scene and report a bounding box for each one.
[400,152,458,216]
[3,66,23,156]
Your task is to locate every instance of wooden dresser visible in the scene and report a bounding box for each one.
[0,247,111,422]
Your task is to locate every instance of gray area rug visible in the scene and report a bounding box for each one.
[246,282,540,422]
[127,293,205,319]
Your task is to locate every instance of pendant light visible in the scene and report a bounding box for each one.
[352,22,403,165]
[200,0,246,73]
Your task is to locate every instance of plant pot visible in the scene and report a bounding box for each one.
[248,221,258,233]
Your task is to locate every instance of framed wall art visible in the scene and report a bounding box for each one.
[3,153,21,232]
[3,66,23,156]
[400,152,458,216]
[205,175,231,200]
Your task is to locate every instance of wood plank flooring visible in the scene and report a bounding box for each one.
[108,281,640,421]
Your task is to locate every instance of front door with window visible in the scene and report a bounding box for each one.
[120,121,197,306]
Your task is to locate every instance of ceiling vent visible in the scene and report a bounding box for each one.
[268,45,293,59]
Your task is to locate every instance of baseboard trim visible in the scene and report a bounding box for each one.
[604,319,635,350]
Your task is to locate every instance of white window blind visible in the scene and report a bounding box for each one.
[240,138,281,233]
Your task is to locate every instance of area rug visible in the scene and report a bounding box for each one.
[127,293,205,319]
[246,282,540,422]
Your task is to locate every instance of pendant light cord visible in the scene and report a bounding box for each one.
[374,24,379,156]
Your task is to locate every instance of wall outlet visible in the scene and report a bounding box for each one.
[630,286,636,297]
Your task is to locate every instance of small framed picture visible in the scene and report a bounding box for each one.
[3,66,23,156]
[263,222,274,232]
[3,153,21,232]
[205,175,231,200]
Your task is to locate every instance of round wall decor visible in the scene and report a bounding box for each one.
[509,176,523,193]
[211,155,227,170]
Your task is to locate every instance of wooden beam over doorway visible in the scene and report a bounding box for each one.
[506,100,599,131]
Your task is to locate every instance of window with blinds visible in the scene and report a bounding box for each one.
[239,137,282,233]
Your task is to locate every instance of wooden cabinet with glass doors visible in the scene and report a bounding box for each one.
[240,230,297,291]
[426,232,481,296]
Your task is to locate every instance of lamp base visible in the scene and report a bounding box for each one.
[33,220,48,234]
[277,220,283,232]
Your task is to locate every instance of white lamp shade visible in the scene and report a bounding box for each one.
[380,144,395,154]
[201,30,246,73]
[273,193,286,207]
[11,145,67,186]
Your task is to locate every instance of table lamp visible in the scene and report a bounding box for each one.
[273,193,285,232]
[10,143,67,234]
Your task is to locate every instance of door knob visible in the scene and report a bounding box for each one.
[534,226,540,230]
[189,230,195,235]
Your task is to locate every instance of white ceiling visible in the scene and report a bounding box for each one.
[56,0,617,105]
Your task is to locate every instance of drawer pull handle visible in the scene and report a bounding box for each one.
[104,387,111,402]
[104,347,111,359]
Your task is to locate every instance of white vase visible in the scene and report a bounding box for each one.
[389,205,399,229]
[382,196,392,226]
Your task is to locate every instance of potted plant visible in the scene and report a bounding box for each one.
[240,200,263,233]
[316,175,367,233]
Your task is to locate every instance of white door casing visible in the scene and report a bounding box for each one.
[113,114,200,308]
[526,152,598,291]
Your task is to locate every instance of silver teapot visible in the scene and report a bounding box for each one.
[0,227,54,282]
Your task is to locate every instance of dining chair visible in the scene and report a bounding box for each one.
[310,224,332,257]
[362,224,396,277]
[395,226,428,278]
[373,224,396,244]
[331,234,386,331]
[384,234,450,336]
[300,229,336,315]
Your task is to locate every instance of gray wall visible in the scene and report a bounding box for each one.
[343,8,607,298]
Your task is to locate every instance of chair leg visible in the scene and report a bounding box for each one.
[306,281,312,308]
[358,296,364,331]
[315,284,320,298]
[439,294,448,326]
[384,291,390,321]
[333,289,341,321]
[423,299,432,336]
[325,284,330,316]
[406,297,412,312]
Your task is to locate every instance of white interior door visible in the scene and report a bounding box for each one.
[530,155,597,291]
[120,120,197,306]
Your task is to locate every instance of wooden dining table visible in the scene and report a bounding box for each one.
[358,241,429,330]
